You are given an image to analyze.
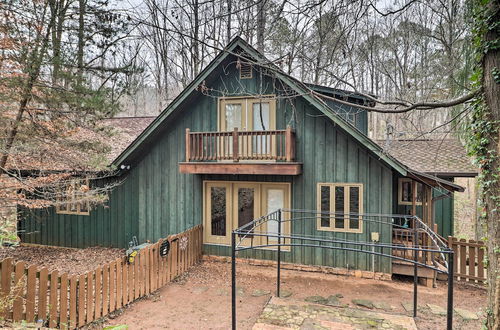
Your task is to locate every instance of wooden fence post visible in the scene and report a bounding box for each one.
[59,273,68,329]
[12,261,25,322]
[49,270,59,328]
[38,267,49,323]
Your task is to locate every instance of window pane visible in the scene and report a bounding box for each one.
[252,102,270,130]
[320,186,330,227]
[402,181,412,202]
[416,183,423,202]
[349,187,360,229]
[225,103,242,130]
[334,186,344,228]
[267,189,284,240]
[211,187,226,236]
[238,188,254,236]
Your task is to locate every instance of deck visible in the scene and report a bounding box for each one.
[179,127,302,175]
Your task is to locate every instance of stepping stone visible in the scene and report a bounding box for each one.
[252,289,271,297]
[454,308,479,320]
[352,299,374,309]
[373,301,393,311]
[304,295,328,304]
[427,304,447,316]
[279,290,293,298]
[325,295,341,307]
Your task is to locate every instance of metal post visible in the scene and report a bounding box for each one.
[277,210,281,297]
[413,220,418,318]
[231,232,236,330]
[447,250,454,330]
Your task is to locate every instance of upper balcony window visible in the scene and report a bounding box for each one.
[218,96,276,132]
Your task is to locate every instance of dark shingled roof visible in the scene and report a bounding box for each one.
[376,138,478,177]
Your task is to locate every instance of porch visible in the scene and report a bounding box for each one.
[179,127,302,175]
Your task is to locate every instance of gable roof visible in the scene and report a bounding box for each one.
[112,37,408,176]
[376,139,478,177]
[110,37,466,192]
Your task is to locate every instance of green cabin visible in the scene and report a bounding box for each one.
[18,38,476,278]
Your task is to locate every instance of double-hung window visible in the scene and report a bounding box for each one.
[317,183,363,233]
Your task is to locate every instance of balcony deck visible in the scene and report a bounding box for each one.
[179,127,302,175]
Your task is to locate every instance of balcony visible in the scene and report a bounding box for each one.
[179,127,302,175]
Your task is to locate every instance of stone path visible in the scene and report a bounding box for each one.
[253,297,417,330]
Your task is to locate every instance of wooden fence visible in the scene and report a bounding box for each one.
[0,225,203,329]
[448,236,486,283]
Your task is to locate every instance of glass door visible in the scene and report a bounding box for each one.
[262,184,290,249]
[204,182,231,245]
[233,183,261,246]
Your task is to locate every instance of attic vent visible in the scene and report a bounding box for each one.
[238,61,252,79]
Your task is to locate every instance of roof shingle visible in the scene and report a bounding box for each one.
[376,139,477,177]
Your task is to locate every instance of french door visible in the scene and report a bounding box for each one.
[204,181,290,247]
[219,97,276,157]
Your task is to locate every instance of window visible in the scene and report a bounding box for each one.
[204,181,290,248]
[218,96,276,131]
[317,183,363,233]
[56,179,90,215]
[398,178,423,205]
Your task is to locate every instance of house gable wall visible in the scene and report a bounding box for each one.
[18,54,393,272]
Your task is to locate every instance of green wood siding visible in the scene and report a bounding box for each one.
[19,53,393,272]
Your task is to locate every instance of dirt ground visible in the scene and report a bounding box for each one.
[105,260,486,330]
[0,245,124,275]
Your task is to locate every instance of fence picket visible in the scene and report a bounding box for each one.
[94,267,102,319]
[122,262,128,305]
[145,249,150,294]
[86,271,94,323]
[109,262,116,313]
[134,253,139,299]
[12,261,25,322]
[49,270,59,328]
[59,273,68,329]
[478,243,485,280]
[1,257,13,319]
[116,259,122,309]
[102,265,109,317]
[69,275,77,329]
[38,267,49,322]
[26,264,36,322]
[77,274,86,327]
[469,240,476,280]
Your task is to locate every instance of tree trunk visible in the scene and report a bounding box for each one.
[256,0,265,52]
[482,1,500,328]
[192,0,200,77]
[226,0,232,44]
[77,0,85,80]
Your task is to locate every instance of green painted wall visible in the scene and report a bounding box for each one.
[19,52,393,272]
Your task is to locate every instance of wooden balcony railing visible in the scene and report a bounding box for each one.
[185,127,296,162]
